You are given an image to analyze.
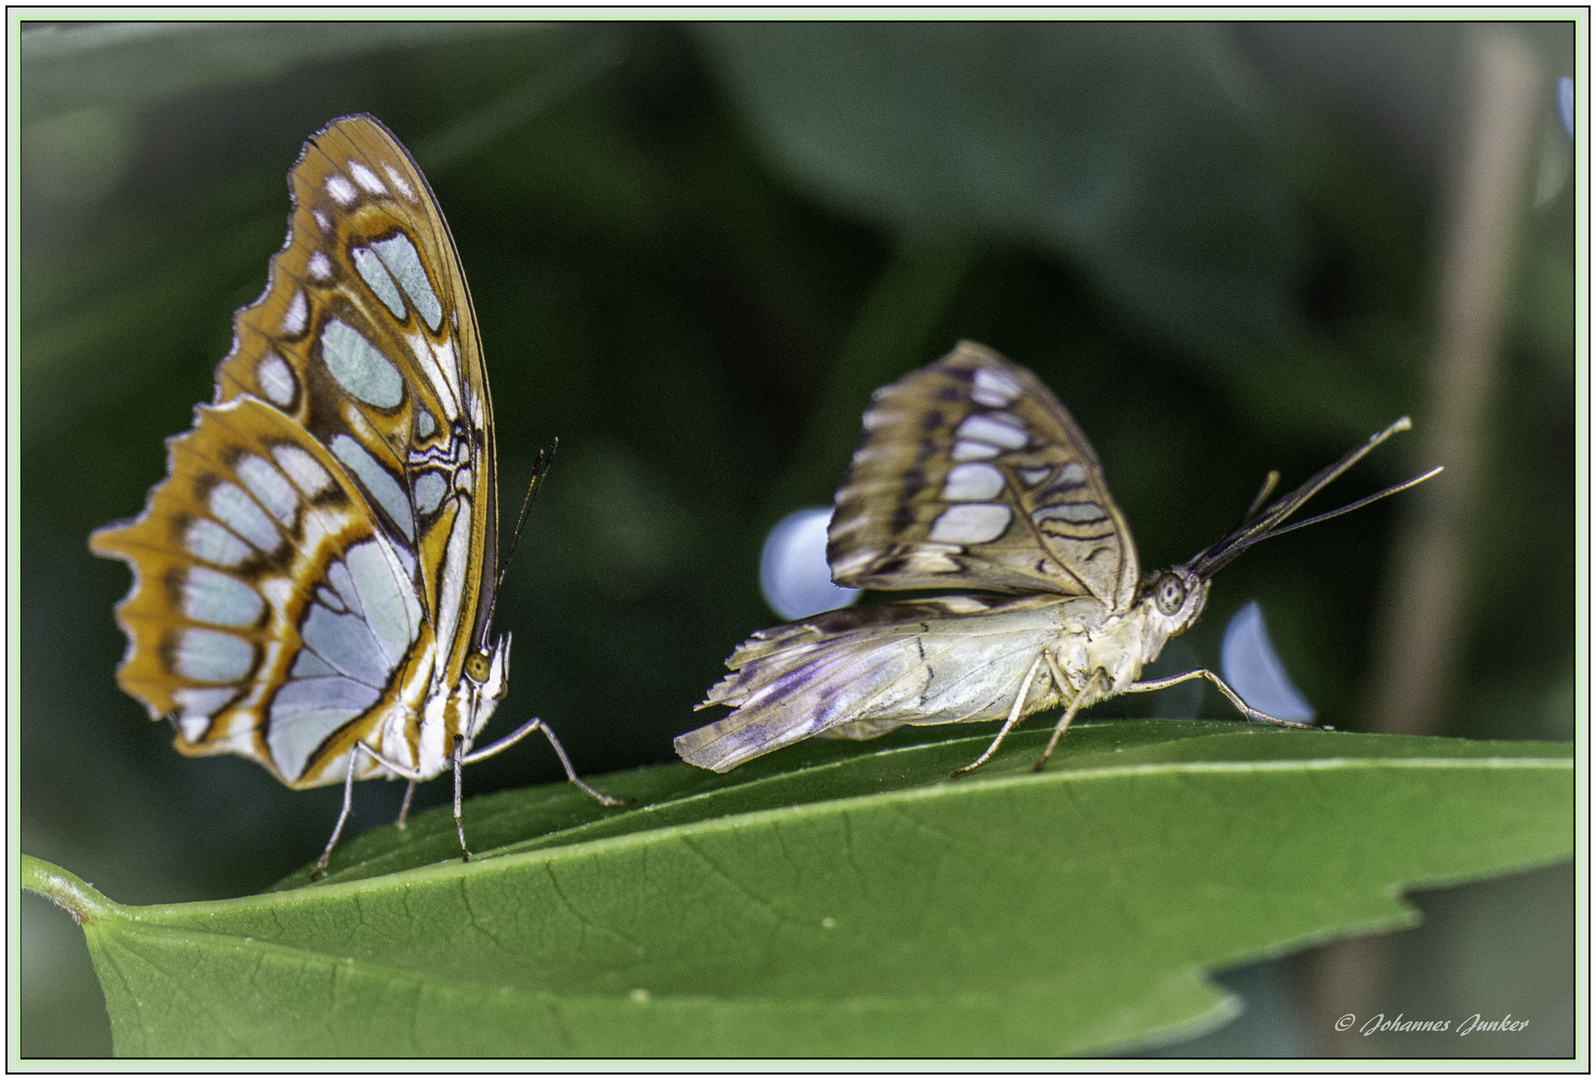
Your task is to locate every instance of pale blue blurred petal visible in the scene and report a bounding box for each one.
[1220,601,1315,723]
[760,508,861,620]
[1558,76,1573,140]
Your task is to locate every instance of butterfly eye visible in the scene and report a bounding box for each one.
[464,652,493,682]
[1155,574,1186,616]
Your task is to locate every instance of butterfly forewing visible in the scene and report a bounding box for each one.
[92,115,502,789]
[212,116,498,681]
[826,341,1139,610]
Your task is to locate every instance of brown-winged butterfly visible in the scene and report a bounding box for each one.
[92,115,626,879]
[677,342,1439,775]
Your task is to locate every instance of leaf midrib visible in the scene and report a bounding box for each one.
[125,751,1569,923]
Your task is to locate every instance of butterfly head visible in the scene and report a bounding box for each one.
[458,631,511,743]
[1137,567,1210,639]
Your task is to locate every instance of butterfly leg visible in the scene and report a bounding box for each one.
[396,779,417,830]
[453,735,470,863]
[951,654,1046,778]
[312,742,428,881]
[1124,669,1317,729]
[1032,667,1104,773]
[311,744,368,881]
[464,717,632,806]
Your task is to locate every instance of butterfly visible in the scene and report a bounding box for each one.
[676,341,1441,776]
[91,114,625,878]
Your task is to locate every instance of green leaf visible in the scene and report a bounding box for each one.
[24,723,1571,1057]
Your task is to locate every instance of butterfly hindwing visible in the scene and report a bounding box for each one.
[93,396,436,785]
[826,342,1140,610]
[681,593,1072,772]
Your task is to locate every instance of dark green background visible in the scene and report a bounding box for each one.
[20,20,1575,1058]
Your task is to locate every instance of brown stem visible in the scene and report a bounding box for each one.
[1310,28,1542,1056]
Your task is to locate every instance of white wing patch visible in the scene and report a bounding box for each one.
[307,250,334,282]
[329,434,414,542]
[955,413,1027,449]
[382,163,416,202]
[431,494,474,665]
[930,504,1013,544]
[326,174,358,206]
[413,471,449,514]
[236,454,299,526]
[184,518,252,567]
[353,246,407,321]
[269,539,420,780]
[171,687,238,741]
[281,290,308,335]
[942,462,1005,501]
[174,627,255,682]
[952,440,1001,461]
[1033,502,1108,524]
[180,566,263,628]
[320,320,404,409]
[256,351,297,407]
[207,483,282,556]
[372,235,443,332]
[970,366,1023,407]
[347,159,387,196]
[271,444,334,498]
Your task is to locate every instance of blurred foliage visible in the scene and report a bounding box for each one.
[698,23,1307,357]
[19,19,1574,1059]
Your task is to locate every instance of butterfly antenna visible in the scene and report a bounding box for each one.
[497,437,558,593]
[1259,466,1443,541]
[1189,418,1440,579]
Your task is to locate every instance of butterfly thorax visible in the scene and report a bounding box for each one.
[384,630,508,780]
[1057,569,1207,706]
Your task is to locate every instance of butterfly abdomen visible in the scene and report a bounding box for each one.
[678,595,1080,772]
